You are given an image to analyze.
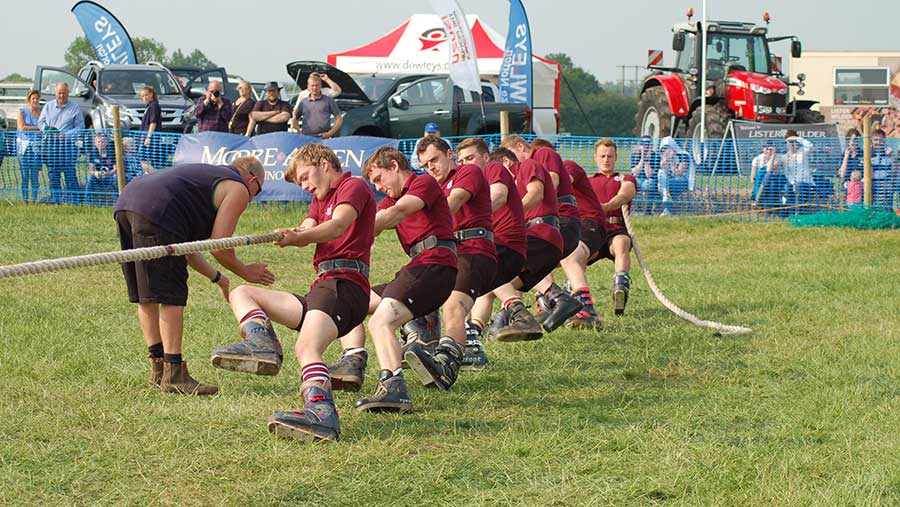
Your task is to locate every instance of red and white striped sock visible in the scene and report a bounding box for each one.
[502,296,521,310]
[301,362,329,385]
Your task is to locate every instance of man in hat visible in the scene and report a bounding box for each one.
[291,73,343,138]
[195,81,233,133]
[247,82,292,136]
[411,122,442,170]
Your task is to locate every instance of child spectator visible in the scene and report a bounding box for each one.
[85,133,118,205]
[844,170,862,206]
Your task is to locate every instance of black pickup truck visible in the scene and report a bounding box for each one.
[287,61,531,139]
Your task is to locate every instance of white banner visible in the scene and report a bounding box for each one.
[429,0,481,94]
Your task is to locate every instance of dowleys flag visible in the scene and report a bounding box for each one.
[498,0,532,107]
[429,0,481,94]
[71,1,137,65]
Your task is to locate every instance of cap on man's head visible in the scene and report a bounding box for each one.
[264,81,283,92]
[424,122,440,133]
[639,135,653,145]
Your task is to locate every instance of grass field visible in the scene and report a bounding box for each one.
[1,202,898,506]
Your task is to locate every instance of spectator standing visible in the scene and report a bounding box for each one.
[38,82,84,203]
[139,86,164,172]
[291,72,342,122]
[247,82,291,136]
[844,170,862,206]
[871,129,895,209]
[412,122,441,170]
[657,136,691,215]
[781,130,815,209]
[229,80,256,135]
[16,89,43,202]
[194,81,232,133]
[292,74,342,138]
[839,128,862,195]
[749,141,785,208]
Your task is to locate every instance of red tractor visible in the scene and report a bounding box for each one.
[635,11,824,148]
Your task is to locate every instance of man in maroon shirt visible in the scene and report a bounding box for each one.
[325,147,458,412]
[528,139,607,329]
[483,147,563,342]
[589,138,637,316]
[405,136,497,390]
[456,137,527,370]
[499,136,584,330]
[211,144,375,442]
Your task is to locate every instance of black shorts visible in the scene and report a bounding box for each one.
[580,219,607,264]
[517,236,563,291]
[115,211,188,306]
[373,264,457,318]
[595,228,631,263]
[489,245,526,291]
[560,216,582,259]
[454,254,498,300]
[293,278,369,337]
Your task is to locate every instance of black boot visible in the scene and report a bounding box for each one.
[612,272,631,316]
[400,314,439,368]
[354,370,413,413]
[268,380,340,442]
[534,294,553,328]
[211,321,283,376]
[540,290,584,332]
[568,289,602,329]
[404,337,463,390]
[461,321,489,371]
[484,308,509,340]
[494,301,544,342]
[327,349,368,392]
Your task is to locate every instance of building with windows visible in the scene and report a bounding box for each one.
[791,51,900,137]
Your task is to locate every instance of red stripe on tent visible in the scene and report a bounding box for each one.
[327,20,411,65]
[470,20,503,58]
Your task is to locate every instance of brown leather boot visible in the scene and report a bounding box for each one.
[148,356,165,386]
[160,361,219,396]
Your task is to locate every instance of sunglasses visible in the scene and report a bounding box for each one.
[249,176,262,197]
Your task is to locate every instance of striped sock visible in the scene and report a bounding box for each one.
[301,362,329,384]
[502,297,521,310]
[239,309,270,337]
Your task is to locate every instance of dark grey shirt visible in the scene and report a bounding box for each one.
[297,94,341,136]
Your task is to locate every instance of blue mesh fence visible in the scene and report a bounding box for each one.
[2,129,897,220]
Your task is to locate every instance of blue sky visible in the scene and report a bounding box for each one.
[2,0,895,83]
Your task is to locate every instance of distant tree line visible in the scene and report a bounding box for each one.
[63,36,218,73]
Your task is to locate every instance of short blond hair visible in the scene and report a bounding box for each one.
[231,156,265,183]
[285,144,341,182]
[499,134,528,149]
[363,147,410,181]
[593,138,617,153]
[456,137,489,156]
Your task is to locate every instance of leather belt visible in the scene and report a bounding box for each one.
[317,258,369,278]
[526,215,560,229]
[454,227,494,242]
[606,216,624,225]
[558,194,577,207]
[409,235,458,258]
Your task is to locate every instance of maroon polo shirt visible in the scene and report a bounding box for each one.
[483,161,527,257]
[511,159,563,252]
[589,171,637,234]
[307,172,376,292]
[437,164,496,260]
[531,146,580,220]
[378,173,457,269]
[564,160,606,224]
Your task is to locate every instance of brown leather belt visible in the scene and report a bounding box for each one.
[606,216,624,225]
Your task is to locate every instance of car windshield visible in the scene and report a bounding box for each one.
[706,34,770,75]
[354,76,395,101]
[98,70,182,96]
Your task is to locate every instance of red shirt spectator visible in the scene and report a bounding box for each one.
[307,172,376,292]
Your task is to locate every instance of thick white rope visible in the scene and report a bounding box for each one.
[0,232,284,280]
[621,205,753,335]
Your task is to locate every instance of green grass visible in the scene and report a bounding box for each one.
[1,202,898,506]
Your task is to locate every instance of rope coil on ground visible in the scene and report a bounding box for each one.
[622,205,753,335]
[0,232,285,280]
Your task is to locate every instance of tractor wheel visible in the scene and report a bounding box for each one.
[633,87,672,139]
[793,109,825,124]
[688,103,730,167]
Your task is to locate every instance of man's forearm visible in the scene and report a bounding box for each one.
[211,249,246,279]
